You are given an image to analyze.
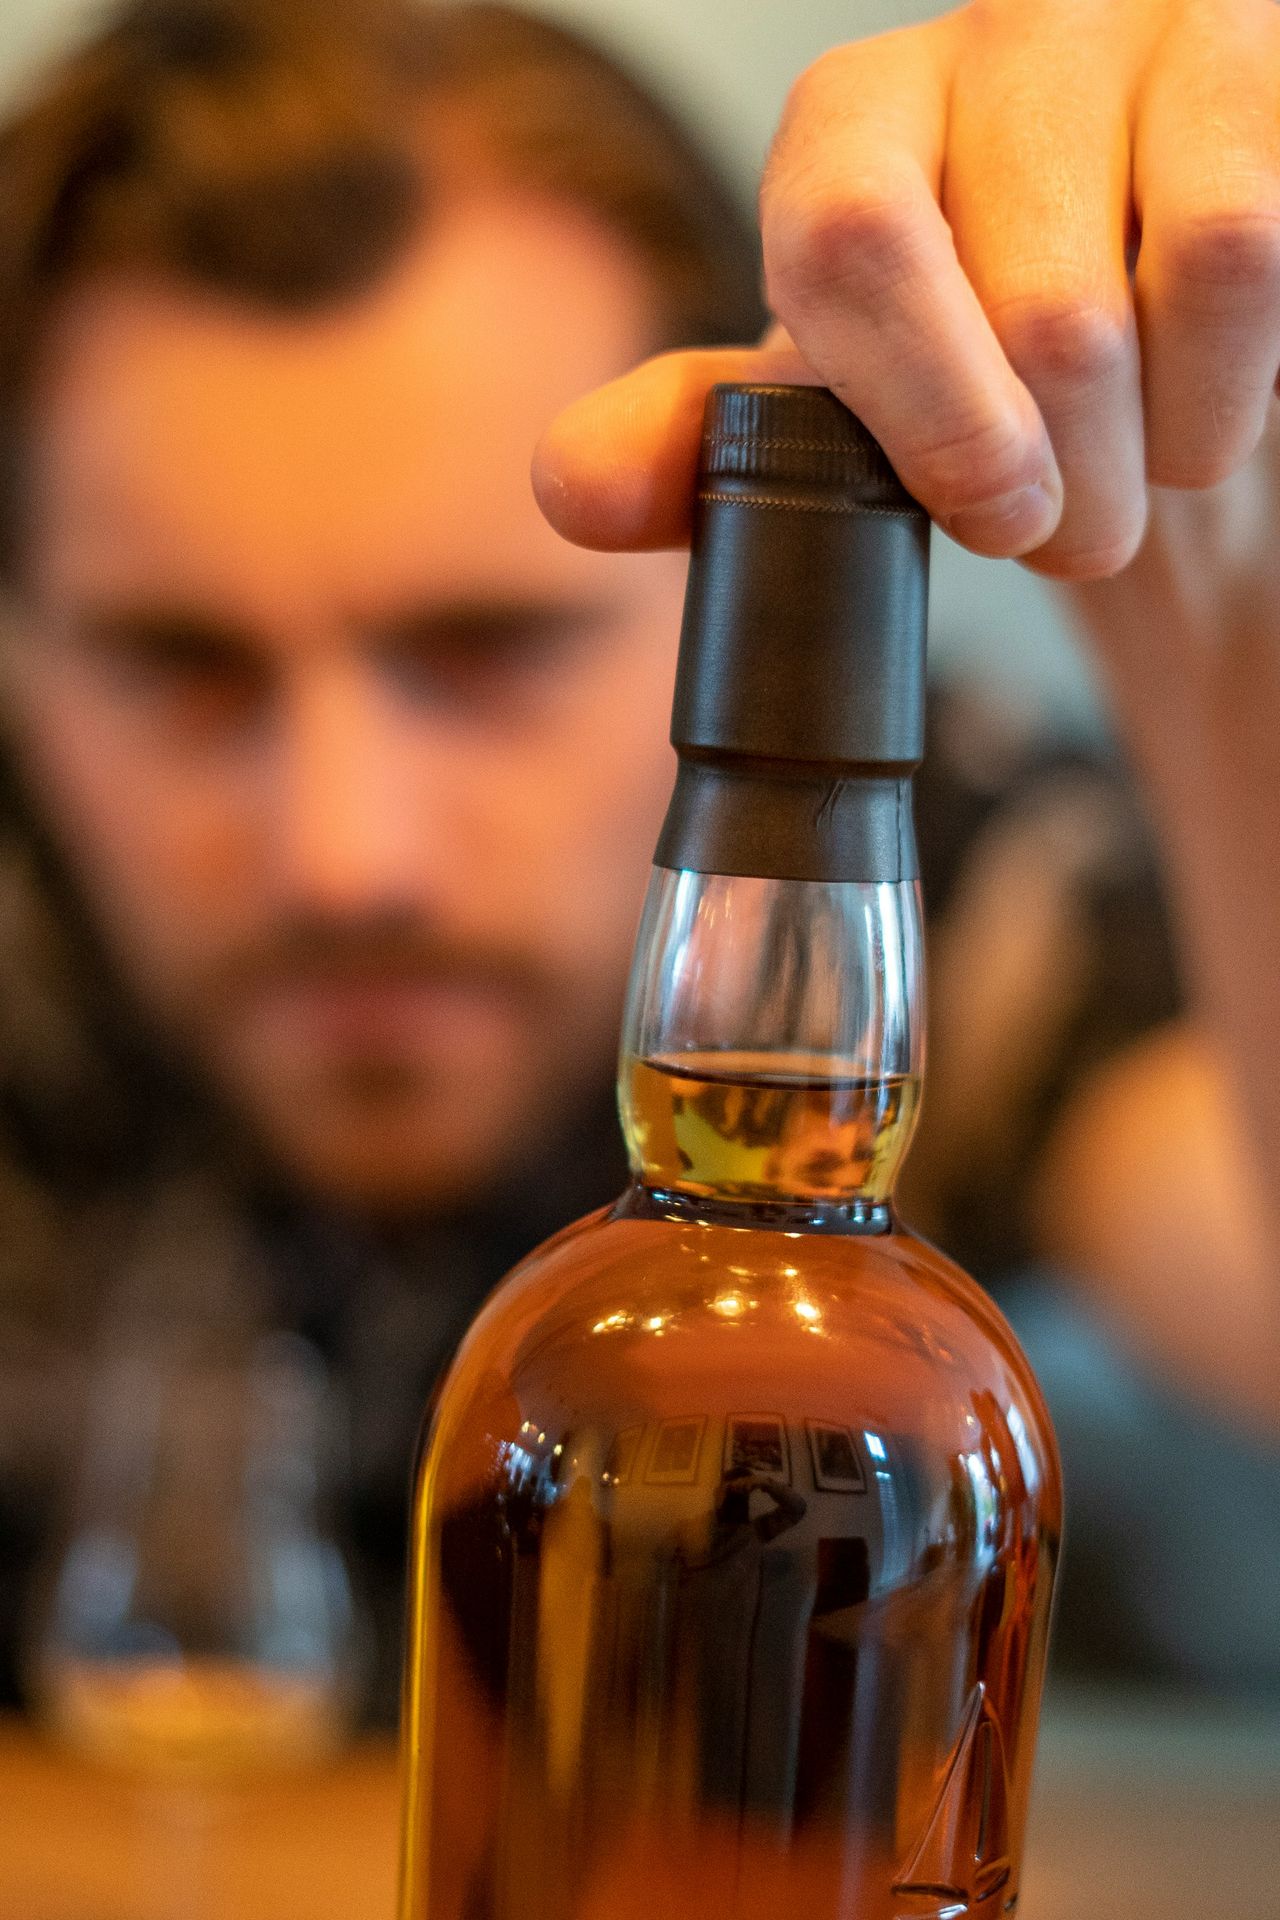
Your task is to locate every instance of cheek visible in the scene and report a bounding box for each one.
[12,676,256,975]
[484,634,679,970]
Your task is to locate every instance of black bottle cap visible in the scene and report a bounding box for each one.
[700,383,916,506]
[656,384,930,884]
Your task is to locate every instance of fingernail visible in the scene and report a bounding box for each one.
[942,482,1059,555]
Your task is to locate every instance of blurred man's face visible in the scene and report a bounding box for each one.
[7,195,687,1212]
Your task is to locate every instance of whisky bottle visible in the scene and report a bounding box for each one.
[399,385,1061,1920]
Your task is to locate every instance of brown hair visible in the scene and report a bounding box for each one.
[0,0,765,578]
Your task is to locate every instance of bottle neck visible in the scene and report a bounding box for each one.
[618,867,923,1220]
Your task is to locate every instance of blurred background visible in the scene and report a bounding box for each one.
[0,0,1104,734]
[0,2,1275,1918]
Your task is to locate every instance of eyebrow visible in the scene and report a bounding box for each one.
[66,595,617,658]
[70,604,266,663]
[366,595,617,652]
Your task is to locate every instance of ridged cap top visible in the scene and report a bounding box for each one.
[701,384,922,515]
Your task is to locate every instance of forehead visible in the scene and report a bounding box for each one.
[29,195,656,617]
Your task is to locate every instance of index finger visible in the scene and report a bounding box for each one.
[761,28,1061,556]
[535,27,1063,558]
[532,342,812,551]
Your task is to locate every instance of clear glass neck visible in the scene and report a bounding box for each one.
[618,868,923,1213]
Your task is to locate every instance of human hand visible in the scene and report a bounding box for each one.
[720,1470,787,1498]
[535,0,1280,580]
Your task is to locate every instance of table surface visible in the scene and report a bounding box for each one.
[1,1690,1276,1920]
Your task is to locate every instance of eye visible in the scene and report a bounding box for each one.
[375,603,606,710]
[79,613,273,734]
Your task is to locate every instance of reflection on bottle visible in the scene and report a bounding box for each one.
[537,1469,610,1793]
[677,1467,808,1817]
[412,1341,1054,1920]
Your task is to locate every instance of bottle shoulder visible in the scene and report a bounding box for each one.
[437,1192,1060,1519]
[471,1194,1015,1356]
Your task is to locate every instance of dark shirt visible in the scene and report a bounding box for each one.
[2,684,1263,1721]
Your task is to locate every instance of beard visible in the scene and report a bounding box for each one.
[162,907,616,1217]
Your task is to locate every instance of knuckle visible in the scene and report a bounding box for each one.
[1161,201,1280,309]
[763,43,864,203]
[778,42,856,126]
[1147,442,1244,491]
[1032,522,1146,583]
[909,407,1044,515]
[993,288,1131,391]
[764,172,924,315]
[1148,387,1267,491]
[770,39,879,154]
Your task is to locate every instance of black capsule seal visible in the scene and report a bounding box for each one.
[656,384,930,884]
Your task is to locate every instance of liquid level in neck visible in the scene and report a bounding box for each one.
[622,1048,919,1207]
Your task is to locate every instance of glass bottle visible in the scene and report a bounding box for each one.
[399,386,1061,1920]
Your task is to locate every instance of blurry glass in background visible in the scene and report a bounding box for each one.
[25,1220,361,1779]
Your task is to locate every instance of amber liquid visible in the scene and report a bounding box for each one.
[624,1052,919,1205]
[400,1055,1061,1920]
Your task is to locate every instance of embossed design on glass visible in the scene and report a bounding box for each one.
[893,1682,1013,1916]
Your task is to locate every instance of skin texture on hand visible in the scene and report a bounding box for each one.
[534,0,1280,581]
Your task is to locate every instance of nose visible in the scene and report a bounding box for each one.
[272,661,424,920]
